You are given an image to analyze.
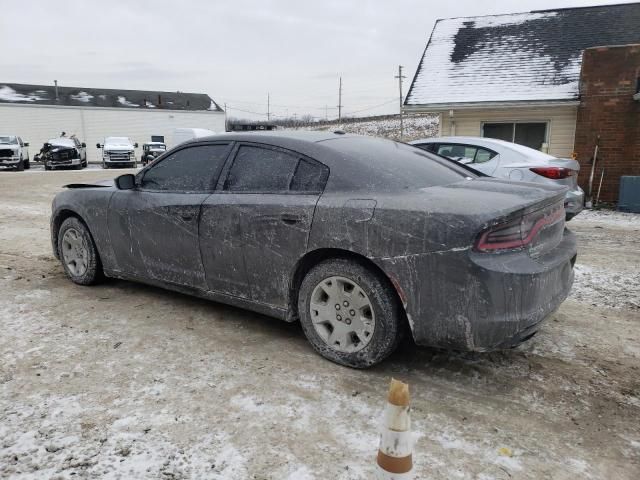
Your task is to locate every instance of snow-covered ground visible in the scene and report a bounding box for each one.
[295,114,439,142]
[1,171,639,479]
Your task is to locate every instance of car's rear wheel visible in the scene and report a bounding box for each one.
[58,217,103,285]
[298,258,403,368]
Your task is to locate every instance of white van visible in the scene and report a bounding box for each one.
[173,128,215,147]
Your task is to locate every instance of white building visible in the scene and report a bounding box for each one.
[0,83,225,162]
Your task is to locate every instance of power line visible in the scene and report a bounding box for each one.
[343,98,397,116]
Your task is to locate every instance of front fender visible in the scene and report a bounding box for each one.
[50,189,116,268]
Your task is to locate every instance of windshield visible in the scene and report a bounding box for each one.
[149,145,166,151]
[322,136,475,191]
[0,136,18,145]
[105,137,132,146]
[48,138,75,147]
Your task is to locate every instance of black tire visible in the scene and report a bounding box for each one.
[57,217,104,285]
[24,158,30,170]
[298,258,404,368]
[44,164,51,171]
[16,157,24,171]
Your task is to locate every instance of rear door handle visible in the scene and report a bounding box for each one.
[280,214,302,225]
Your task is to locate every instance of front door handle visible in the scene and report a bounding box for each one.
[280,214,302,225]
[181,214,194,221]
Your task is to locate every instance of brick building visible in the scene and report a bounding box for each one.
[404,2,640,204]
[575,44,640,203]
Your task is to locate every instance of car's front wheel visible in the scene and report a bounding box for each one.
[16,157,24,171]
[298,258,404,368]
[57,217,104,285]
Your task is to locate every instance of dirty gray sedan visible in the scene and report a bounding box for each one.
[50,132,576,368]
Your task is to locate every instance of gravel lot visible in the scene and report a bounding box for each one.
[1,169,639,479]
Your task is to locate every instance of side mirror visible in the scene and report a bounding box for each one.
[115,174,136,190]
[24,142,29,147]
[96,143,102,149]
[134,143,139,148]
[81,142,86,148]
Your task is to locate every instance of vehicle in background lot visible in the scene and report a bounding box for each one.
[97,137,138,169]
[173,128,215,146]
[40,137,88,170]
[0,135,30,170]
[411,136,584,220]
[141,142,167,166]
[50,132,576,368]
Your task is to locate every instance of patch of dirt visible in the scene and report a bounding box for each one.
[1,170,639,479]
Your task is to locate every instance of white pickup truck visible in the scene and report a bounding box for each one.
[97,137,139,169]
[0,135,30,170]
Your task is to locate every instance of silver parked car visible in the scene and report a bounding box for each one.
[410,136,584,219]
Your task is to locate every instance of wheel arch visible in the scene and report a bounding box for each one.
[288,248,410,332]
[51,209,99,262]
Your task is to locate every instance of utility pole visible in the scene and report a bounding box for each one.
[395,65,406,139]
[325,105,328,121]
[224,102,228,131]
[267,93,270,122]
[338,76,343,121]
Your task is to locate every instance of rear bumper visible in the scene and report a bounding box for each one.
[377,229,577,351]
[564,186,584,218]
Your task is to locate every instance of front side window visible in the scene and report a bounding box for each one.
[225,145,327,193]
[141,144,229,192]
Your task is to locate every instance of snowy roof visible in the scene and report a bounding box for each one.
[405,3,640,108]
[0,83,223,112]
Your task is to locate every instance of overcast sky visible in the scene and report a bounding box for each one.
[1,0,635,120]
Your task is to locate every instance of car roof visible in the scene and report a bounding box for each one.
[193,130,351,144]
[180,131,473,192]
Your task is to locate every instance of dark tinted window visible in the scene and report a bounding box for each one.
[225,146,299,192]
[322,137,472,191]
[415,143,436,153]
[291,159,328,192]
[141,144,229,192]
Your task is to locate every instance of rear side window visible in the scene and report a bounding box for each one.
[437,144,496,164]
[225,145,328,193]
[321,136,472,191]
[291,159,328,192]
[141,144,229,192]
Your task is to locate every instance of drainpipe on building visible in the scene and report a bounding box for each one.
[586,135,600,209]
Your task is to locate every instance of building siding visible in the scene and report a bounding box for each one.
[0,104,225,162]
[439,105,578,158]
[574,44,640,204]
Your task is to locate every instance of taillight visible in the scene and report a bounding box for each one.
[475,203,565,253]
[529,167,575,179]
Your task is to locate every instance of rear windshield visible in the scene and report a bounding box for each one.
[320,136,474,191]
